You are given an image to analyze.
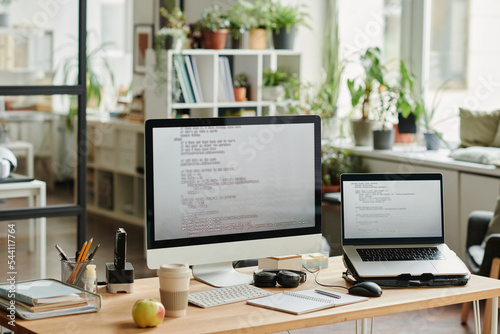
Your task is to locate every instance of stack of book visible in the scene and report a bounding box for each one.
[0,279,101,320]
[173,54,204,104]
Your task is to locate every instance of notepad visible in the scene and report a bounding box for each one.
[247,289,368,315]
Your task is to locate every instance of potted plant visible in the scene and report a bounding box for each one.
[53,34,116,128]
[270,2,310,50]
[236,0,272,50]
[321,146,365,193]
[396,60,423,137]
[262,68,289,101]
[198,5,230,50]
[372,83,397,150]
[347,47,384,146]
[0,0,15,27]
[156,7,189,51]
[233,73,249,102]
[226,2,252,49]
[421,81,450,150]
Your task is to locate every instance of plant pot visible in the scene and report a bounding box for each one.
[262,85,285,101]
[322,184,340,194]
[394,123,413,144]
[397,112,417,134]
[201,29,229,50]
[424,132,440,150]
[0,13,9,27]
[351,119,376,146]
[272,26,296,50]
[373,129,395,150]
[233,87,247,102]
[249,28,267,50]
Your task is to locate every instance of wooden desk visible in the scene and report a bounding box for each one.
[1,257,499,334]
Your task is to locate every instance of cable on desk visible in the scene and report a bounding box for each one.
[303,265,349,291]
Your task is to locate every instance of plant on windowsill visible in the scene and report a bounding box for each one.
[270,1,310,50]
[321,146,365,193]
[347,47,385,146]
[420,80,451,150]
[395,60,423,141]
[198,5,230,50]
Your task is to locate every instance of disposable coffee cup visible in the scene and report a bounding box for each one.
[157,264,191,317]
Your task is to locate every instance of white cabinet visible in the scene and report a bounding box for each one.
[144,49,301,119]
[86,119,145,226]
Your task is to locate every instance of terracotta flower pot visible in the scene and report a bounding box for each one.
[201,29,229,50]
[233,87,247,102]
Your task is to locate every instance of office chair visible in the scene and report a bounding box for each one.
[460,210,500,334]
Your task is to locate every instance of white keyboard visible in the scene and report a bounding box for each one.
[188,284,273,308]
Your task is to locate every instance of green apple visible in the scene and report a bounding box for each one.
[132,298,165,328]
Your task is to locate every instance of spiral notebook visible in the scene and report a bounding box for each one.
[247,289,368,315]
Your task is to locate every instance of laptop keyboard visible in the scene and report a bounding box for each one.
[357,247,446,262]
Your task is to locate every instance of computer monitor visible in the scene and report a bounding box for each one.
[145,115,323,287]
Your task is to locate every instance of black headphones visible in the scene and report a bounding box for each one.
[253,269,307,288]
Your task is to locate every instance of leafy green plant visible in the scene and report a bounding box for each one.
[396,60,423,123]
[262,68,289,87]
[347,47,385,121]
[270,2,310,33]
[235,0,272,30]
[227,2,253,40]
[321,146,365,187]
[160,6,188,30]
[198,5,230,31]
[0,0,15,6]
[53,34,115,109]
[233,73,248,88]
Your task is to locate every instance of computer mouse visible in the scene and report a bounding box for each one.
[348,281,382,297]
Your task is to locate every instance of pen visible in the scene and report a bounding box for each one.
[55,244,70,262]
[74,243,100,286]
[315,289,341,299]
[86,244,100,261]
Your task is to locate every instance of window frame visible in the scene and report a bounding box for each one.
[0,0,88,249]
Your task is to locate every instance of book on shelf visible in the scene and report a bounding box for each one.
[222,56,235,102]
[0,279,102,320]
[218,56,235,102]
[173,54,195,103]
[247,289,367,315]
[190,56,204,103]
[184,55,204,103]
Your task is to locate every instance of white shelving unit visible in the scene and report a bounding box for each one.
[144,49,301,120]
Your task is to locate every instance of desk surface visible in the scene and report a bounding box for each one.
[2,257,500,334]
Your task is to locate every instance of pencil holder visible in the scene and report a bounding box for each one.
[61,257,93,288]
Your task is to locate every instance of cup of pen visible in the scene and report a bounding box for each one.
[61,257,93,288]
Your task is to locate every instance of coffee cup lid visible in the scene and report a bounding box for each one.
[157,264,191,276]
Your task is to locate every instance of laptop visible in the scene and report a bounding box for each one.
[341,173,470,286]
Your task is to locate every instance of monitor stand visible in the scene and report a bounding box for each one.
[192,262,253,287]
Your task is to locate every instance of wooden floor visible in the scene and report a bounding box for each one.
[0,184,498,333]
